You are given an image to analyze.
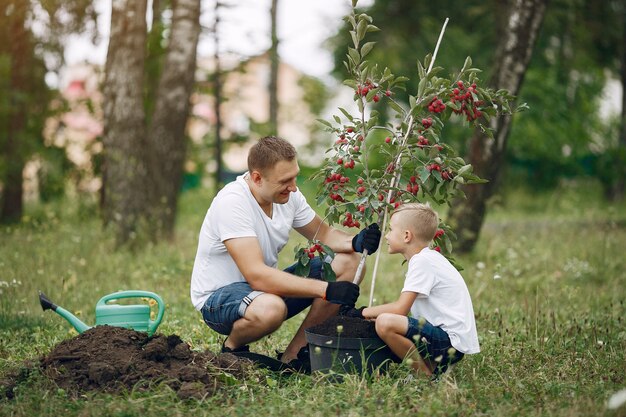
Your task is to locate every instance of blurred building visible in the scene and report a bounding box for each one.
[33,53,326,198]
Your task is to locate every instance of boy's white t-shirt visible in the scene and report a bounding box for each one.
[402,247,480,354]
[190,173,316,310]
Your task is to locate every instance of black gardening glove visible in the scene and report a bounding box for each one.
[339,305,365,319]
[325,281,360,306]
[352,223,381,254]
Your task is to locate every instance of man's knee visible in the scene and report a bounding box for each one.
[332,252,363,282]
[244,294,287,327]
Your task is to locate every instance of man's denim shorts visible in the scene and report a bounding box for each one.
[201,258,325,335]
[406,316,464,375]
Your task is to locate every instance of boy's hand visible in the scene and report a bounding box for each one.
[352,223,381,254]
[324,281,359,306]
[339,305,365,319]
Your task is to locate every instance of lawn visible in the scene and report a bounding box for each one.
[1,179,625,416]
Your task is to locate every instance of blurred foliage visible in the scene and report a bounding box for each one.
[0,0,97,219]
[328,0,623,191]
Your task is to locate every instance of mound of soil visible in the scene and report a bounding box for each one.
[307,316,378,338]
[4,326,256,400]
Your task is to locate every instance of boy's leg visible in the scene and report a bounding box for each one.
[280,252,362,362]
[375,313,435,375]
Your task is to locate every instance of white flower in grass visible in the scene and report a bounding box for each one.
[608,389,626,410]
[336,325,344,334]
[476,262,486,270]
[314,346,321,355]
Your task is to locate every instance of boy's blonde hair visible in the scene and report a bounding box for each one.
[393,203,439,243]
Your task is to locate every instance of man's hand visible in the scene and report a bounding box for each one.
[339,305,365,319]
[352,223,381,254]
[324,281,360,306]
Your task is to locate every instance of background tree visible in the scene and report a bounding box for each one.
[268,0,280,135]
[449,0,547,252]
[102,0,201,245]
[329,0,621,252]
[0,0,96,223]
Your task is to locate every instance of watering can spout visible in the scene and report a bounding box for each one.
[38,291,92,334]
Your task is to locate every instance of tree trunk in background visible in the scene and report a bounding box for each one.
[101,0,149,244]
[269,0,280,135]
[213,1,224,190]
[448,0,547,253]
[613,4,626,201]
[148,0,200,239]
[0,2,28,223]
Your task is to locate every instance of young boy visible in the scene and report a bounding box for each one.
[341,203,480,376]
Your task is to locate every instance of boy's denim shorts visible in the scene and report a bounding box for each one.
[201,258,326,335]
[406,316,465,375]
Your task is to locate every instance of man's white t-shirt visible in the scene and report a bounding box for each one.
[190,173,316,310]
[402,247,480,354]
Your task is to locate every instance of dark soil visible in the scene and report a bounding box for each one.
[307,316,379,338]
[2,326,257,400]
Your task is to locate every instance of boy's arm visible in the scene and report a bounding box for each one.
[362,291,417,319]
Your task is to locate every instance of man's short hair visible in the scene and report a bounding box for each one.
[393,203,439,243]
[247,136,297,174]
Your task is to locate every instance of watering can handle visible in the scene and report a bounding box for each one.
[96,290,165,335]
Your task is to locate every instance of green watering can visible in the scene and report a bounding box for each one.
[39,290,165,336]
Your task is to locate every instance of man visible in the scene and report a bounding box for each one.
[190,136,380,371]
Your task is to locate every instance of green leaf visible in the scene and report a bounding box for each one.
[322,261,337,282]
[356,19,368,41]
[350,30,358,48]
[348,48,361,66]
[339,107,355,122]
[417,77,427,98]
[316,118,333,128]
[321,243,336,259]
[294,261,310,278]
[366,24,380,33]
[388,100,405,115]
[352,0,358,8]
[360,41,376,58]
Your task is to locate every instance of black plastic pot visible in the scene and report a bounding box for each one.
[305,329,400,374]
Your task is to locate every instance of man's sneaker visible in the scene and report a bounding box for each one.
[221,341,250,354]
[277,346,311,374]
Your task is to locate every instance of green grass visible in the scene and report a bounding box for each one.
[1,180,625,416]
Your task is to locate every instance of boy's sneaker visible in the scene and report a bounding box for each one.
[276,346,311,374]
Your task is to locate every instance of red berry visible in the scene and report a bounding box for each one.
[385,90,391,97]
[434,229,445,239]
[353,146,360,152]
[359,205,365,212]
[410,176,416,183]
[346,127,354,133]
[337,158,343,165]
[357,186,366,194]
[357,178,364,184]
[385,137,391,144]
[378,194,384,201]
[434,246,441,252]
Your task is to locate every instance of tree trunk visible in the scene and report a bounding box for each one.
[147,0,201,239]
[0,2,28,223]
[101,0,149,244]
[213,1,224,190]
[448,0,547,253]
[269,0,280,135]
[611,2,626,201]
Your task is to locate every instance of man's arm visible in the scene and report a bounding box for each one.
[224,237,327,297]
[295,214,353,253]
